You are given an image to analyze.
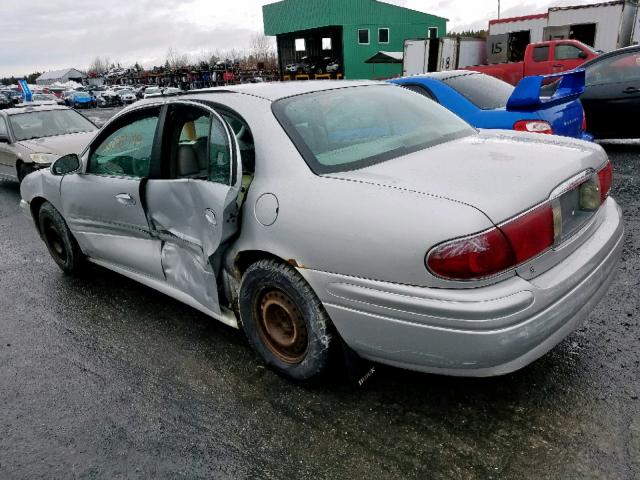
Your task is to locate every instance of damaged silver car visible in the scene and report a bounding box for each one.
[20,81,623,381]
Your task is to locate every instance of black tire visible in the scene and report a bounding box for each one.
[38,202,83,274]
[239,259,337,381]
[16,162,34,183]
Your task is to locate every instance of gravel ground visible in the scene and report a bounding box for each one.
[0,127,638,478]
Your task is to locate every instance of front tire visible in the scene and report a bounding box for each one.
[16,162,34,183]
[239,259,337,381]
[38,202,83,274]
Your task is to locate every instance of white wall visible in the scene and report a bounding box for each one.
[489,17,547,43]
[548,3,624,51]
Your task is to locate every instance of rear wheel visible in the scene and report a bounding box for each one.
[239,259,337,381]
[38,202,83,274]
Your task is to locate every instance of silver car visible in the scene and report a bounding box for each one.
[0,105,97,183]
[19,81,623,382]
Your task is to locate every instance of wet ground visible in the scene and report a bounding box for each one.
[0,123,639,478]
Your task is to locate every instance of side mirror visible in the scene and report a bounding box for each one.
[51,154,81,176]
[0,134,10,144]
[578,52,588,59]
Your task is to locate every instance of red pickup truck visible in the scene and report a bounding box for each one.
[466,40,599,86]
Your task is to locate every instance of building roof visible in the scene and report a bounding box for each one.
[364,51,404,63]
[549,0,626,12]
[37,68,85,81]
[263,0,447,36]
[489,1,629,26]
[489,13,548,26]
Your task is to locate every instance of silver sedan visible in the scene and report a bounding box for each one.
[19,81,623,382]
[0,105,97,183]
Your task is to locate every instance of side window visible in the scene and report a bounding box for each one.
[378,28,389,44]
[555,44,583,60]
[208,118,232,185]
[533,46,549,62]
[0,117,8,137]
[358,29,370,45]
[170,106,232,185]
[586,52,640,86]
[402,84,437,101]
[88,113,159,177]
[221,113,255,174]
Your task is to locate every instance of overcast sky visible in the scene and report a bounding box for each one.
[0,0,597,77]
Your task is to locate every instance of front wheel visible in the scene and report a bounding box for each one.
[38,202,84,274]
[16,162,34,183]
[239,259,337,381]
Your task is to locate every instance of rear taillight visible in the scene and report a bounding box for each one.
[597,160,613,202]
[514,120,553,135]
[500,204,555,264]
[427,161,612,281]
[426,228,516,280]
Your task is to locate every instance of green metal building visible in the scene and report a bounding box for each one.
[262,0,447,80]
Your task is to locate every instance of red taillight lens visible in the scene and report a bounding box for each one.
[427,205,555,280]
[582,108,587,132]
[500,204,555,264]
[514,120,554,135]
[427,228,516,280]
[597,160,613,202]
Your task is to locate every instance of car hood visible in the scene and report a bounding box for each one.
[17,130,96,156]
[327,130,607,224]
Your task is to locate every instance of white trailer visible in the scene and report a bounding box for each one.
[546,1,638,52]
[403,39,430,76]
[403,37,487,75]
[488,14,549,44]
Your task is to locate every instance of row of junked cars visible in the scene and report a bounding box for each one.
[2,45,635,383]
[0,84,184,112]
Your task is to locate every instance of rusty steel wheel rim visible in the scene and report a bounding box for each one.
[257,289,308,364]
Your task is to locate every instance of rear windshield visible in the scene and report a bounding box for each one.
[273,84,475,174]
[443,73,514,110]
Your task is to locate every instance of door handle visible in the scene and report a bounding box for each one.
[623,87,639,94]
[115,193,136,206]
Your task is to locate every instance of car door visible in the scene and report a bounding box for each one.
[60,106,165,279]
[582,50,640,139]
[525,44,553,77]
[0,115,16,179]
[552,43,588,73]
[144,101,242,320]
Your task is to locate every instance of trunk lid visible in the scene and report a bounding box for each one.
[327,129,607,224]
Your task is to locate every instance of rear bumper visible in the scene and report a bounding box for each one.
[300,199,623,376]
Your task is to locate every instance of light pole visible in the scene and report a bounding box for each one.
[498,0,501,19]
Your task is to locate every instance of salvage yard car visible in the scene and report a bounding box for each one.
[579,45,640,139]
[391,70,592,140]
[20,81,623,382]
[0,104,97,182]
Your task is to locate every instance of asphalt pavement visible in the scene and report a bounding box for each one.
[0,117,638,478]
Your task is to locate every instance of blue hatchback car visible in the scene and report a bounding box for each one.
[390,70,592,141]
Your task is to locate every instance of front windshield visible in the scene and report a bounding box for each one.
[33,94,55,101]
[9,109,97,141]
[273,84,475,174]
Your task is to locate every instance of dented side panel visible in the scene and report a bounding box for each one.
[145,179,240,314]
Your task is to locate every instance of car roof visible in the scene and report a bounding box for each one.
[2,104,71,116]
[177,80,381,102]
[400,70,480,82]
[581,44,640,68]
